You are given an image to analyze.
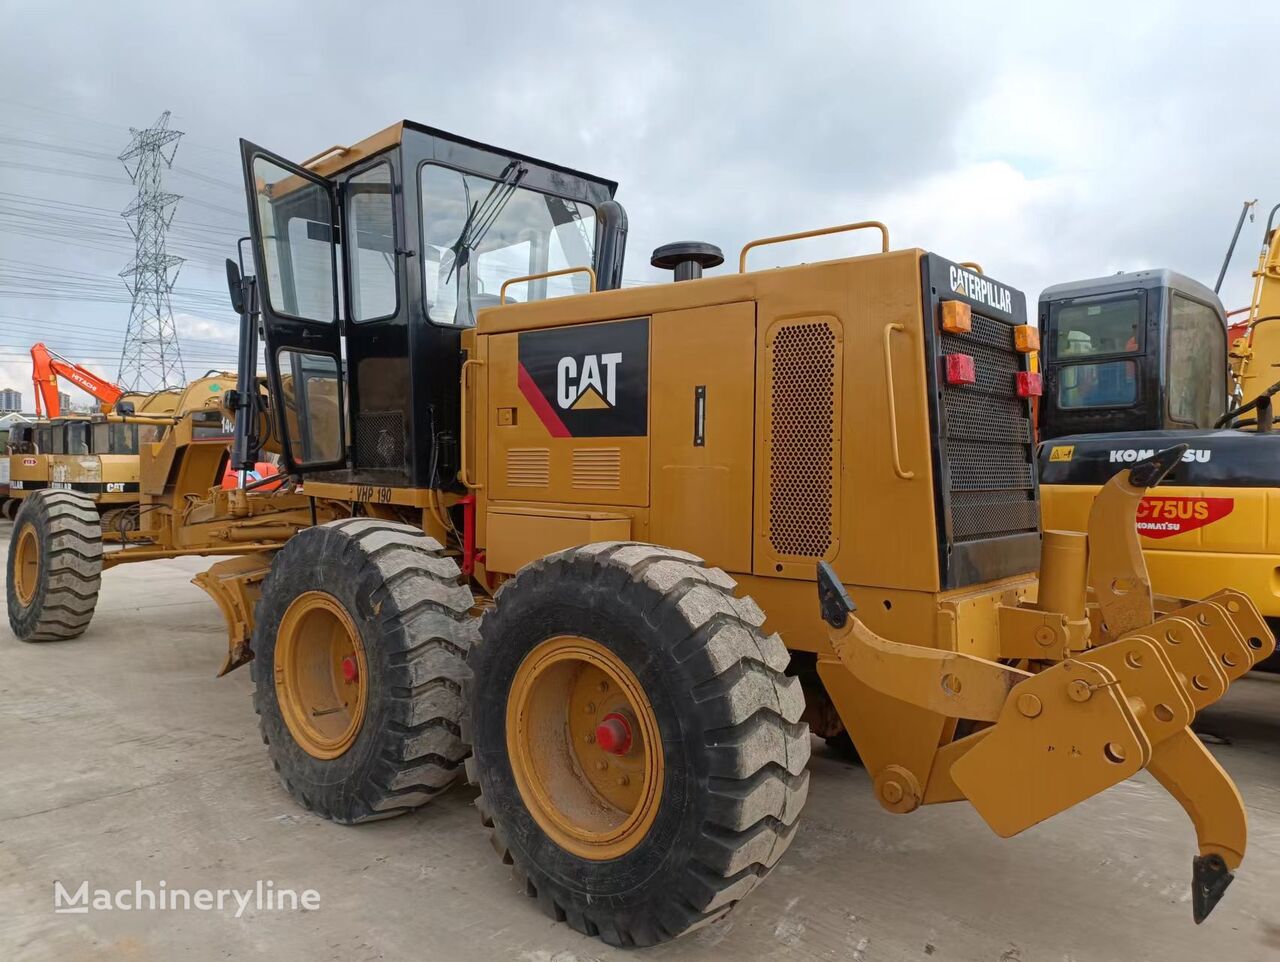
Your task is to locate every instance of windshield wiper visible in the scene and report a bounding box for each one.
[446,160,527,283]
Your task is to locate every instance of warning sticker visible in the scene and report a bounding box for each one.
[1049,445,1074,462]
[1136,497,1234,540]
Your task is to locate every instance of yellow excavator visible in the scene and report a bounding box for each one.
[1040,204,1280,644]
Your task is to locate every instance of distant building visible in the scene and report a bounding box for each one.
[0,388,21,413]
[58,391,72,413]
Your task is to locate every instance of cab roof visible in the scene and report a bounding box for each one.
[1040,268,1223,311]
[305,120,618,197]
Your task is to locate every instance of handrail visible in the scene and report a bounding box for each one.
[738,221,890,273]
[959,261,984,275]
[459,358,485,489]
[301,144,350,169]
[499,266,597,305]
[104,414,181,426]
[882,323,915,480]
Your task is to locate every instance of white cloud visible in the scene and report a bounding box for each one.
[0,0,1275,351]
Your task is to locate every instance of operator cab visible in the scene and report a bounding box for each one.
[1038,270,1229,440]
[233,121,626,490]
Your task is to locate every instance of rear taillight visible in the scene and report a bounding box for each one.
[945,354,976,386]
[941,301,973,334]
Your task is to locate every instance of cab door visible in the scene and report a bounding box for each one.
[240,140,347,472]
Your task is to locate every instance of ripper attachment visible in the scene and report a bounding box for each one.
[815,446,1272,923]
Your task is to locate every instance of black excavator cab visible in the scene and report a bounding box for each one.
[1038,269,1230,441]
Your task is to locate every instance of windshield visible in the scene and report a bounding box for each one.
[420,163,597,327]
[92,422,139,455]
[1052,294,1143,358]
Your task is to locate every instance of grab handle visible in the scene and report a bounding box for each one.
[882,323,915,480]
[459,358,485,489]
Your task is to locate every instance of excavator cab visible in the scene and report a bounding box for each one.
[1038,270,1230,440]
[235,122,628,491]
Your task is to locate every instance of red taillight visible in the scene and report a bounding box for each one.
[595,712,633,755]
[1016,371,1043,397]
[945,353,976,385]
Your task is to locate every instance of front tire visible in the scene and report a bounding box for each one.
[467,542,810,947]
[7,490,102,642]
[251,519,476,823]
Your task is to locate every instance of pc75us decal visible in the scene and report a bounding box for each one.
[517,317,649,438]
[1136,496,1233,539]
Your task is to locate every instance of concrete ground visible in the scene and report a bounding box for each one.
[1,520,1279,962]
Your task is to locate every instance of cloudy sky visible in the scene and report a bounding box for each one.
[1,0,1276,406]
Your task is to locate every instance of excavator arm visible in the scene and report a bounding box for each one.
[817,446,1273,924]
[31,342,125,418]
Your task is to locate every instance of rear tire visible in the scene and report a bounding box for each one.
[251,519,476,823]
[0,499,16,521]
[467,542,810,947]
[100,507,137,538]
[7,490,102,642]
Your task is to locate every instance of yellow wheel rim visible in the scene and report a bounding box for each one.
[506,635,664,860]
[274,591,368,760]
[14,524,39,607]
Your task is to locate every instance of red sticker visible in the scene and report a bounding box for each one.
[1136,497,1234,539]
[21,457,37,466]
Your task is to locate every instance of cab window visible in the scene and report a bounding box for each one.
[92,422,140,455]
[251,156,339,323]
[1052,294,1143,358]
[419,163,597,327]
[1057,359,1138,409]
[1168,295,1226,426]
[346,163,398,322]
[67,424,90,455]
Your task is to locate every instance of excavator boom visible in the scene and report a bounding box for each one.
[30,342,125,418]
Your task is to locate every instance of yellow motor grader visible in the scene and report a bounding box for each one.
[6,120,1271,947]
[6,371,317,644]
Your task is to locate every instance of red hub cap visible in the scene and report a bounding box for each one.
[341,655,359,684]
[595,712,633,755]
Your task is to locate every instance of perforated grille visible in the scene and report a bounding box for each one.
[767,321,837,558]
[506,447,550,487]
[354,410,405,470]
[572,447,622,489]
[939,311,1036,543]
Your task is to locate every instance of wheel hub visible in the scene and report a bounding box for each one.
[506,635,663,860]
[13,524,40,607]
[595,712,634,755]
[274,591,367,760]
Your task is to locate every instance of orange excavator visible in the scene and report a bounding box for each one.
[30,342,124,417]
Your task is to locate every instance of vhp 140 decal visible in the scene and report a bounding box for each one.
[517,317,649,438]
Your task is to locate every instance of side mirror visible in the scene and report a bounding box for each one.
[225,258,245,315]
